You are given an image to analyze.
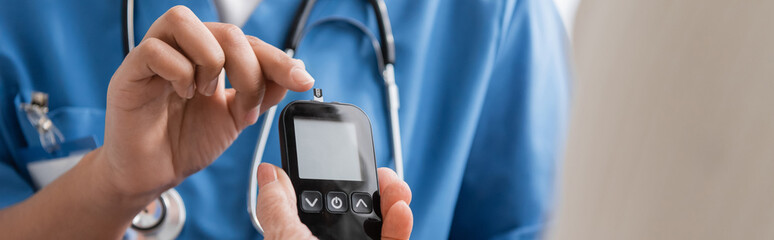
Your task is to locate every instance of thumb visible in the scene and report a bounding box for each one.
[256,163,315,240]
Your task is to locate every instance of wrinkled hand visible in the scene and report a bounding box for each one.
[256,164,413,240]
[100,6,314,198]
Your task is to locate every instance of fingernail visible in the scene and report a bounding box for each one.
[244,107,259,126]
[204,78,218,96]
[257,163,277,188]
[290,67,315,86]
[186,84,195,99]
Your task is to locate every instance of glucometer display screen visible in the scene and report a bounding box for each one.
[293,118,363,181]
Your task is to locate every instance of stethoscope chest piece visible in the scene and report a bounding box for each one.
[127,189,186,239]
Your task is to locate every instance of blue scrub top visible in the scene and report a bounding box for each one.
[0,0,570,239]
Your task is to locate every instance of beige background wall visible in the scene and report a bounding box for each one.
[549,1,774,239]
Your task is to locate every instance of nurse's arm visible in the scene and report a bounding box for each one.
[0,6,314,238]
[0,150,142,239]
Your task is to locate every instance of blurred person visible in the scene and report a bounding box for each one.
[550,0,774,239]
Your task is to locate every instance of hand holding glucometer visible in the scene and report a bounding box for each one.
[278,89,384,239]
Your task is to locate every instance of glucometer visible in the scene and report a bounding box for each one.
[279,89,382,239]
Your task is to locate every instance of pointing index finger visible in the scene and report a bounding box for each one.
[247,36,315,92]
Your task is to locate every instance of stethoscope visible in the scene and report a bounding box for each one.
[123,0,402,238]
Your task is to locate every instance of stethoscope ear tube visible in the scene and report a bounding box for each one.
[123,0,136,55]
[284,0,394,67]
[284,0,317,54]
[246,103,280,235]
[383,63,404,180]
[369,0,395,65]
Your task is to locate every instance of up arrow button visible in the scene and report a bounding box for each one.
[356,199,367,208]
[351,192,373,214]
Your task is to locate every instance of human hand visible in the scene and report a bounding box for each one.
[255,163,413,240]
[98,6,314,199]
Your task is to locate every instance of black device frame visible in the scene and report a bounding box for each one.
[279,100,382,239]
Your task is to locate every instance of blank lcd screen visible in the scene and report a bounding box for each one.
[293,118,362,181]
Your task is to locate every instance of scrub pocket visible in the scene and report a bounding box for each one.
[13,94,105,190]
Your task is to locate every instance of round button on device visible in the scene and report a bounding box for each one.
[326,191,349,213]
[331,197,343,209]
